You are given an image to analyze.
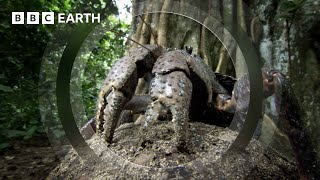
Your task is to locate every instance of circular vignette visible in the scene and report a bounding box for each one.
[39,0,264,177]
[56,23,98,159]
[39,1,117,161]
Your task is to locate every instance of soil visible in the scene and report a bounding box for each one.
[0,135,60,180]
[46,122,299,179]
[0,122,299,179]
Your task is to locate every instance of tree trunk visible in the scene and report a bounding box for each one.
[130,0,238,76]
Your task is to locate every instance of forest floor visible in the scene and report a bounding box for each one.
[0,135,60,179]
[48,122,298,179]
[0,122,299,179]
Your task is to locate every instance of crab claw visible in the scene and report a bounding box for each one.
[96,45,163,144]
[80,95,152,140]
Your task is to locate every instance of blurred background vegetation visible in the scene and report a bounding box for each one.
[0,0,130,148]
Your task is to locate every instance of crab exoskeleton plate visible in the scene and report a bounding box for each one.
[95,44,232,147]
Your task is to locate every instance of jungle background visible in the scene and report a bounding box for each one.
[0,0,319,179]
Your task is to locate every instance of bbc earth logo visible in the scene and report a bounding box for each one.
[12,12,101,24]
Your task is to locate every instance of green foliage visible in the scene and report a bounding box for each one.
[0,0,129,148]
[82,15,129,121]
[0,85,13,93]
[277,0,306,19]
[0,0,78,147]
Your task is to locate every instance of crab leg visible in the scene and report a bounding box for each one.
[96,56,138,143]
[143,100,164,128]
[102,89,128,143]
[96,45,163,143]
[142,71,192,147]
[170,105,189,147]
[182,52,233,111]
[80,95,152,140]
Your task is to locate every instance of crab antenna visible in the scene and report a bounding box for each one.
[107,29,157,56]
[138,14,160,48]
[106,1,159,55]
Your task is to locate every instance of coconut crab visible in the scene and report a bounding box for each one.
[77,45,320,179]
[79,44,319,179]
[95,44,234,147]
